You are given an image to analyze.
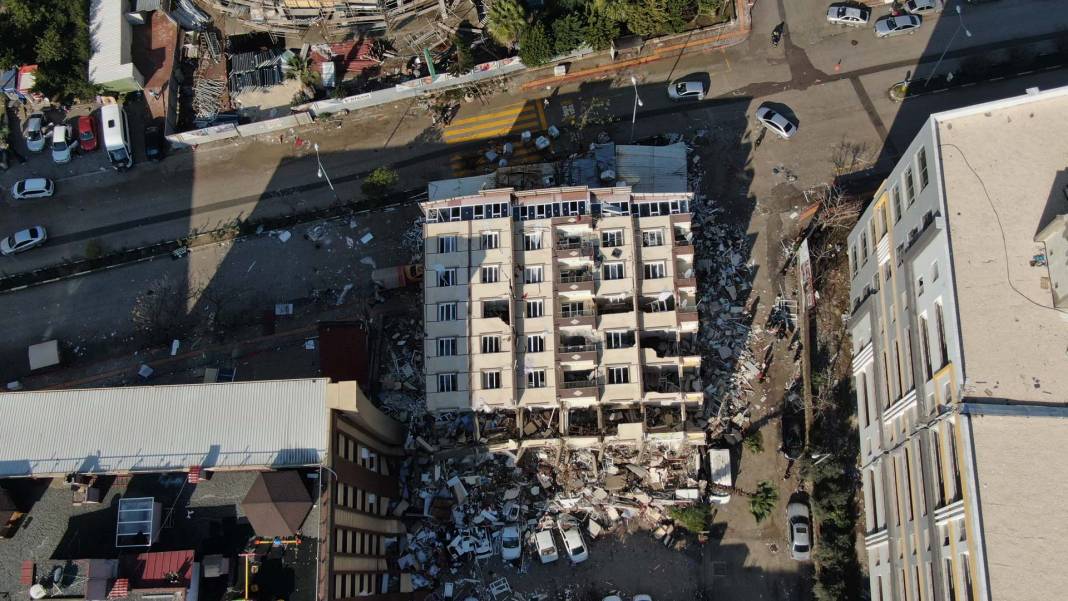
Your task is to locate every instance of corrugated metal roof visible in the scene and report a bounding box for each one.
[0,379,330,478]
[614,143,688,193]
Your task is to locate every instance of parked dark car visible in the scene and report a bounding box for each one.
[144,125,166,161]
[781,391,806,461]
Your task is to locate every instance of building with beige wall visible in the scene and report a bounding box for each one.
[846,86,1068,601]
[420,186,704,447]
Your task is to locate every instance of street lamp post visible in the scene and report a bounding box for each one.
[925,5,972,87]
[313,142,339,202]
[629,75,644,143]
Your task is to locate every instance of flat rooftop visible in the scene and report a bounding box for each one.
[0,470,320,600]
[937,87,1068,404]
[962,404,1068,601]
[0,379,329,478]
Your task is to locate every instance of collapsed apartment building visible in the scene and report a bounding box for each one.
[420,185,705,453]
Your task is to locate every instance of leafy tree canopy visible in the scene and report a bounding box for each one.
[519,22,554,67]
[487,0,528,47]
[0,0,96,103]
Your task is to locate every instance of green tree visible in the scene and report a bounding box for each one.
[583,10,619,51]
[486,0,527,47]
[448,35,475,76]
[698,0,727,18]
[615,0,671,37]
[552,14,586,55]
[668,504,711,533]
[742,429,764,454]
[519,22,554,67]
[286,54,322,97]
[665,0,698,32]
[748,481,779,523]
[362,167,399,201]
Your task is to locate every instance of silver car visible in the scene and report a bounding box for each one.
[755,105,798,139]
[667,80,706,101]
[1,226,48,255]
[904,0,938,14]
[52,125,73,164]
[874,14,922,38]
[787,502,812,561]
[11,178,55,200]
[25,112,47,153]
[826,4,871,25]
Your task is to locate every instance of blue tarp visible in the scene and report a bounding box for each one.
[0,68,19,95]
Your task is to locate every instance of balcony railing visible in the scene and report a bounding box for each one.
[678,305,698,314]
[559,343,597,353]
[561,379,600,389]
[559,272,595,283]
[556,238,598,250]
[559,307,595,318]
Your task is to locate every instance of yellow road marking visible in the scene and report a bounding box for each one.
[447,102,527,126]
[444,117,544,143]
[720,48,731,72]
[442,112,541,139]
[536,101,548,129]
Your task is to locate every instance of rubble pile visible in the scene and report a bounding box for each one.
[393,425,707,596]
[377,313,425,421]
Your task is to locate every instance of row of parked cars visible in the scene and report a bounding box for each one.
[22,103,166,169]
[826,0,938,37]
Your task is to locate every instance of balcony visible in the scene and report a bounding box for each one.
[556,304,596,328]
[558,337,598,362]
[555,236,598,259]
[674,260,696,288]
[557,268,596,293]
[559,369,600,400]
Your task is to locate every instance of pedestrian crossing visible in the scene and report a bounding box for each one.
[448,140,548,177]
[442,100,548,144]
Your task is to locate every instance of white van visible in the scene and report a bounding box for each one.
[100,103,133,170]
[708,448,733,504]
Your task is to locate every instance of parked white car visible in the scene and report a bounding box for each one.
[501,525,522,561]
[667,80,705,101]
[1,226,48,255]
[755,105,798,139]
[534,529,558,564]
[556,515,589,563]
[874,14,922,38]
[10,178,55,200]
[904,0,938,14]
[51,125,73,164]
[787,502,812,561]
[826,4,871,25]
[25,113,47,153]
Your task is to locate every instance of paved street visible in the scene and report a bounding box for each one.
[2,0,1068,383]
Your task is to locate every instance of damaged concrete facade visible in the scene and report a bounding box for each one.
[847,86,1068,601]
[419,186,705,451]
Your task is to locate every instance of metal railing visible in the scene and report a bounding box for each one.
[556,238,598,250]
[560,379,600,389]
[559,272,595,283]
[678,305,698,314]
[559,307,595,318]
[559,343,597,353]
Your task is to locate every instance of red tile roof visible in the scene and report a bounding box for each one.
[130,550,194,589]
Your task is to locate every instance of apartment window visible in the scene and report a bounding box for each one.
[481,231,500,249]
[481,265,499,283]
[524,231,543,250]
[917,276,925,296]
[438,268,456,287]
[934,303,948,368]
[859,372,869,428]
[524,265,544,283]
[560,301,584,317]
[438,302,457,321]
[892,186,902,222]
[603,262,625,280]
[601,229,623,247]
[527,369,546,388]
[527,334,545,353]
[643,261,666,279]
[605,330,631,349]
[850,246,858,276]
[642,229,664,247]
[919,315,933,379]
[438,373,458,392]
[437,337,457,356]
[932,430,946,506]
[905,168,916,205]
[607,365,630,384]
[438,235,457,254]
[931,260,939,282]
[879,203,889,238]
[648,298,671,313]
[861,231,870,260]
[895,342,905,397]
[944,559,957,601]
[526,299,544,318]
[482,370,501,389]
[904,447,916,520]
[481,335,501,353]
[918,147,929,190]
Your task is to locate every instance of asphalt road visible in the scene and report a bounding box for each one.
[2,0,1068,381]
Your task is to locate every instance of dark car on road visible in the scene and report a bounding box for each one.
[144,125,166,161]
[781,391,805,461]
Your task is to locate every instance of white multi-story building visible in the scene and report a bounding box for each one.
[847,86,1068,601]
[419,185,704,445]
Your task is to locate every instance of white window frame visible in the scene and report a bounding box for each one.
[481,335,501,353]
[438,302,457,321]
[603,262,625,280]
[527,369,547,388]
[437,337,457,356]
[605,330,630,349]
[607,365,630,384]
[524,231,543,250]
[527,334,545,353]
[601,229,623,247]
[481,265,499,283]
[524,265,544,283]
[482,370,502,389]
[642,229,664,247]
[904,167,916,205]
[438,235,457,254]
[648,298,670,313]
[643,261,666,279]
[438,268,456,287]
[438,373,458,392]
[526,299,544,318]
[481,231,500,249]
